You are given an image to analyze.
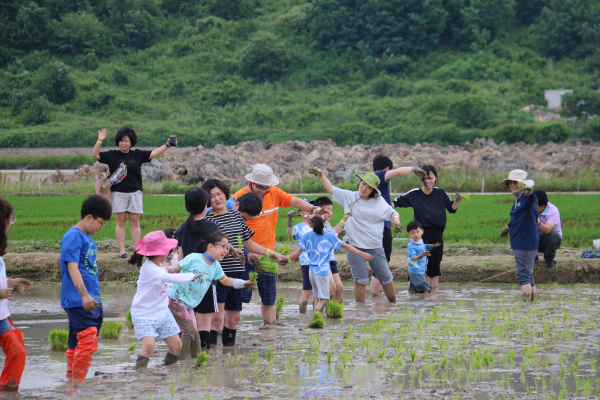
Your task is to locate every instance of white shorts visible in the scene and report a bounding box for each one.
[133,311,180,341]
[112,190,143,214]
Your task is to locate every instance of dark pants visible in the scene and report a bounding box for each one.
[382,227,392,263]
[538,230,562,268]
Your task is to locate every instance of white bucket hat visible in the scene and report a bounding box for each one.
[500,169,535,188]
[245,164,280,186]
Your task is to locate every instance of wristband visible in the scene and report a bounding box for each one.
[97,140,103,144]
[266,249,270,256]
[339,219,346,225]
[233,279,246,289]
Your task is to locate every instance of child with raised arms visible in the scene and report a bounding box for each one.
[288,215,372,312]
[406,221,440,294]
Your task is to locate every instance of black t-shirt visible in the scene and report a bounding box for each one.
[99,149,151,193]
[176,218,220,257]
[393,187,456,231]
[374,170,392,230]
[205,209,254,273]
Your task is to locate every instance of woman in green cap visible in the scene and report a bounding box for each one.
[311,167,402,303]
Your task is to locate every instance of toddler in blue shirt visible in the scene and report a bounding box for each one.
[406,221,440,294]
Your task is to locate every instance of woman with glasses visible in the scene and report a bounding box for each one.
[312,167,402,303]
[392,165,462,291]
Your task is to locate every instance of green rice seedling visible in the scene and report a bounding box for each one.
[249,271,259,282]
[275,296,285,315]
[195,351,210,367]
[421,352,429,361]
[128,343,136,351]
[440,356,448,369]
[49,329,69,351]
[249,352,259,363]
[100,321,123,339]
[125,310,134,328]
[326,300,344,318]
[410,349,417,363]
[367,355,375,363]
[453,354,461,364]
[257,256,279,274]
[237,236,244,249]
[309,312,324,329]
[277,244,292,255]
[377,349,386,360]
[327,352,332,364]
[482,353,494,367]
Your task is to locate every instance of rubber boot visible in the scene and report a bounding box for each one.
[164,352,178,365]
[209,330,218,349]
[199,331,209,350]
[189,331,200,358]
[178,335,191,361]
[222,327,237,347]
[135,355,149,369]
[65,348,75,378]
[72,327,98,384]
[0,329,26,392]
[299,301,308,314]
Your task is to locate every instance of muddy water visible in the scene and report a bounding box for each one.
[5,283,600,399]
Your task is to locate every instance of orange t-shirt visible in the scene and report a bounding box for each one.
[233,186,294,250]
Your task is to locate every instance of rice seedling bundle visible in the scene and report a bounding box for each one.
[257,256,279,274]
[195,351,210,367]
[125,310,134,328]
[309,312,324,329]
[277,244,292,255]
[326,300,344,318]
[249,271,258,282]
[100,321,124,339]
[275,296,285,316]
[49,329,69,351]
[128,343,136,351]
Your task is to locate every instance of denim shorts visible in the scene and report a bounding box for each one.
[409,273,431,293]
[514,249,537,286]
[133,311,180,341]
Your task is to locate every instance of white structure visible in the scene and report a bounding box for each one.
[544,89,573,110]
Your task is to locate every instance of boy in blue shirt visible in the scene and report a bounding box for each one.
[60,196,111,384]
[406,221,440,294]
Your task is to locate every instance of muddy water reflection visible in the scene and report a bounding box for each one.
[5,283,600,399]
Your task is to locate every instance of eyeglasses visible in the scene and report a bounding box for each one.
[10,217,16,224]
[253,183,271,191]
[213,243,228,250]
[93,218,106,229]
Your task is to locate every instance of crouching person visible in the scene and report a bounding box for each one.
[60,196,111,384]
[536,190,562,270]
[129,231,202,369]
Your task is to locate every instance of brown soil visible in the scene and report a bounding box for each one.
[7,247,599,284]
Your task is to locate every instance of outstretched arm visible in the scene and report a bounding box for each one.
[149,137,175,160]
[385,167,426,181]
[92,128,107,161]
[308,166,333,195]
[244,240,282,261]
[341,243,374,261]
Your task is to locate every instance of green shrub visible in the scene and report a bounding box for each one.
[493,124,538,144]
[447,96,493,129]
[537,123,571,144]
[581,118,600,141]
[0,154,95,169]
[309,311,324,329]
[326,300,343,318]
[49,329,69,351]
[19,95,53,125]
[34,62,76,105]
[100,321,124,339]
[276,4,310,32]
[50,12,114,56]
[240,31,289,82]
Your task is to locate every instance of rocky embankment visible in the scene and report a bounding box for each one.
[47,138,599,186]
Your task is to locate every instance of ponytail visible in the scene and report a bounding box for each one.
[0,197,14,257]
[194,229,227,253]
[312,215,325,235]
[128,252,144,267]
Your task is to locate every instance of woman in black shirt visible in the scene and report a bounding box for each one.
[92,127,174,258]
[393,165,462,291]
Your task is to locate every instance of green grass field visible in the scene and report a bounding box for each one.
[5,193,599,248]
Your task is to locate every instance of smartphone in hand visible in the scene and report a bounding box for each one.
[169,135,177,147]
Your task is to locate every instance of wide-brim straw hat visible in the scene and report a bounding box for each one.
[355,172,382,196]
[500,169,535,188]
[135,231,179,257]
[245,164,280,186]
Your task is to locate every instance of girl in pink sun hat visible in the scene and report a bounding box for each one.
[128,231,203,369]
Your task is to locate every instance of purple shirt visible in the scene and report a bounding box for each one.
[538,202,562,239]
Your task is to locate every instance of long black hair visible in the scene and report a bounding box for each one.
[0,197,14,257]
[194,229,227,253]
[184,188,209,234]
[128,252,144,267]
[311,215,325,235]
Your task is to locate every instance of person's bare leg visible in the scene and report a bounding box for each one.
[354,283,367,303]
[115,212,127,254]
[164,334,183,357]
[329,272,336,299]
[315,298,327,311]
[211,304,225,331]
[261,304,276,325]
[299,290,312,313]
[382,281,396,303]
[333,273,344,302]
[371,277,382,297]
[139,336,155,358]
[428,276,439,291]
[224,310,241,330]
[521,284,532,301]
[196,313,212,332]
[128,212,142,248]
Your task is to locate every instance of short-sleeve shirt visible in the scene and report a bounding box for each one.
[168,254,226,309]
[293,222,313,266]
[331,186,398,249]
[538,202,562,239]
[298,231,343,276]
[99,149,152,193]
[60,227,101,309]
[374,170,392,230]
[0,257,9,320]
[407,240,429,275]
[176,219,220,257]
[230,186,294,250]
[205,209,254,273]
[323,221,337,260]
[393,188,456,230]
[508,191,539,251]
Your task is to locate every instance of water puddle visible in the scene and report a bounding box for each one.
[4,283,600,398]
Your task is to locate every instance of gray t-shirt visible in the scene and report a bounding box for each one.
[331,187,399,249]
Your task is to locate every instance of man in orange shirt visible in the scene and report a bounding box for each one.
[226,164,320,325]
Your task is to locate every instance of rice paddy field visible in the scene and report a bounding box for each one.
[5,193,600,249]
